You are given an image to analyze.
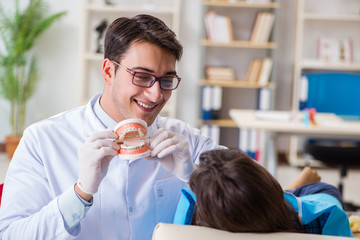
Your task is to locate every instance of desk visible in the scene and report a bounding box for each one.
[229,109,360,175]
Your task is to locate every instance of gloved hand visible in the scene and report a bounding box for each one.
[77,128,119,195]
[149,128,195,182]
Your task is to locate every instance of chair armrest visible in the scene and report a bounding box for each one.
[152,223,355,240]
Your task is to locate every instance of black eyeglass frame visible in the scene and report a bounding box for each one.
[112,60,181,90]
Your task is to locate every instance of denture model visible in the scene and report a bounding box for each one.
[114,118,151,160]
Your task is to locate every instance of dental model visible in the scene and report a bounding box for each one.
[114,118,151,160]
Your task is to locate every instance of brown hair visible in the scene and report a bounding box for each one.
[189,149,303,233]
[104,14,183,67]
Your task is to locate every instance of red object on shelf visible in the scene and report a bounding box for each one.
[0,183,3,206]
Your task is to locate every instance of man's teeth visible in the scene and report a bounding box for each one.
[138,101,155,109]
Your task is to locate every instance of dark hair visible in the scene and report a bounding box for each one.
[189,149,303,233]
[104,14,183,67]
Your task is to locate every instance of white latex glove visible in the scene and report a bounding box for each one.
[77,128,119,195]
[149,128,195,182]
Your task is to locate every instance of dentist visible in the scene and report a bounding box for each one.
[0,14,224,239]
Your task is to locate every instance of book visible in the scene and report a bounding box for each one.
[238,128,249,154]
[246,59,262,82]
[204,11,217,42]
[211,86,222,119]
[255,129,265,163]
[201,85,223,120]
[204,11,233,43]
[258,12,274,43]
[257,58,273,86]
[201,125,220,145]
[250,12,274,43]
[210,125,220,145]
[249,12,264,42]
[257,88,271,110]
[244,60,256,82]
[248,129,257,159]
[201,86,212,120]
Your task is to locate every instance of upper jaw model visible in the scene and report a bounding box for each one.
[114,118,151,160]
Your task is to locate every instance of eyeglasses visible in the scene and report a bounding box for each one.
[112,61,181,90]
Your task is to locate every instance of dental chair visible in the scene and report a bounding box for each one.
[152,223,354,240]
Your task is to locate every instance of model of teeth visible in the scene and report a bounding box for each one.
[114,118,151,160]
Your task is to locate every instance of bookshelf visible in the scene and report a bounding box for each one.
[201,39,277,48]
[79,0,181,118]
[199,0,279,151]
[290,0,360,166]
[200,79,276,88]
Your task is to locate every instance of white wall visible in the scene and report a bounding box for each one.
[0,0,82,138]
[0,0,294,148]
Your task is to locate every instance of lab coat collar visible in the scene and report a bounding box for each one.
[93,95,117,129]
[83,94,108,138]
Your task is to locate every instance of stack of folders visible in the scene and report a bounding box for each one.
[201,85,222,120]
[204,11,233,43]
[257,88,272,111]
[239,128,265,163]
[244,58,273,85]
[200,125,220,145]
[205,66,235,80]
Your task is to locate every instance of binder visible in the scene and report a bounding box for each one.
[239,128,249,154]
[200,125,220,145]
[257,88,271,111]
[212,86,222,119]
[201,86,212,120]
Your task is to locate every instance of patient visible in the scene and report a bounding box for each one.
[174,149,353,237]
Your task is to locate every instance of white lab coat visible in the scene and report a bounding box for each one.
[0,94,222,240]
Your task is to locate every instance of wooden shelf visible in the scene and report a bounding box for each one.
[201,39,277,49]
[198,118,237,128]
[301,60,360,71]
[203,0,279,8]
[86,3,175,14]
[200,79,275,88]
[303,13,360,22]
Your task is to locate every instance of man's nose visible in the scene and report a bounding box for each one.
[144,81,163,102]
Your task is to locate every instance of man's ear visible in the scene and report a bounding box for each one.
[102,58,115,85]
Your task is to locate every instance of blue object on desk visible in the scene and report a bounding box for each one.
[302,108,310,127]
[301,72,360,119]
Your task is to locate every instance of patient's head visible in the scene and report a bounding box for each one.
[189,149,302,233]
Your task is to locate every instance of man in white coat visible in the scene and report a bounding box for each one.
[0,15,223,239]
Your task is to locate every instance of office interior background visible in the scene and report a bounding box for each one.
[0,0,296,143]
[1,0,360,206]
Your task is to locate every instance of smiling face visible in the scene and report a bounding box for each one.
[100,41,176,126]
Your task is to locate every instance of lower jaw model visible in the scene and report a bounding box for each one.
[114,118,151,160]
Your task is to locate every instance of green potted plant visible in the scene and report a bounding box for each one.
[0,0,66,159]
